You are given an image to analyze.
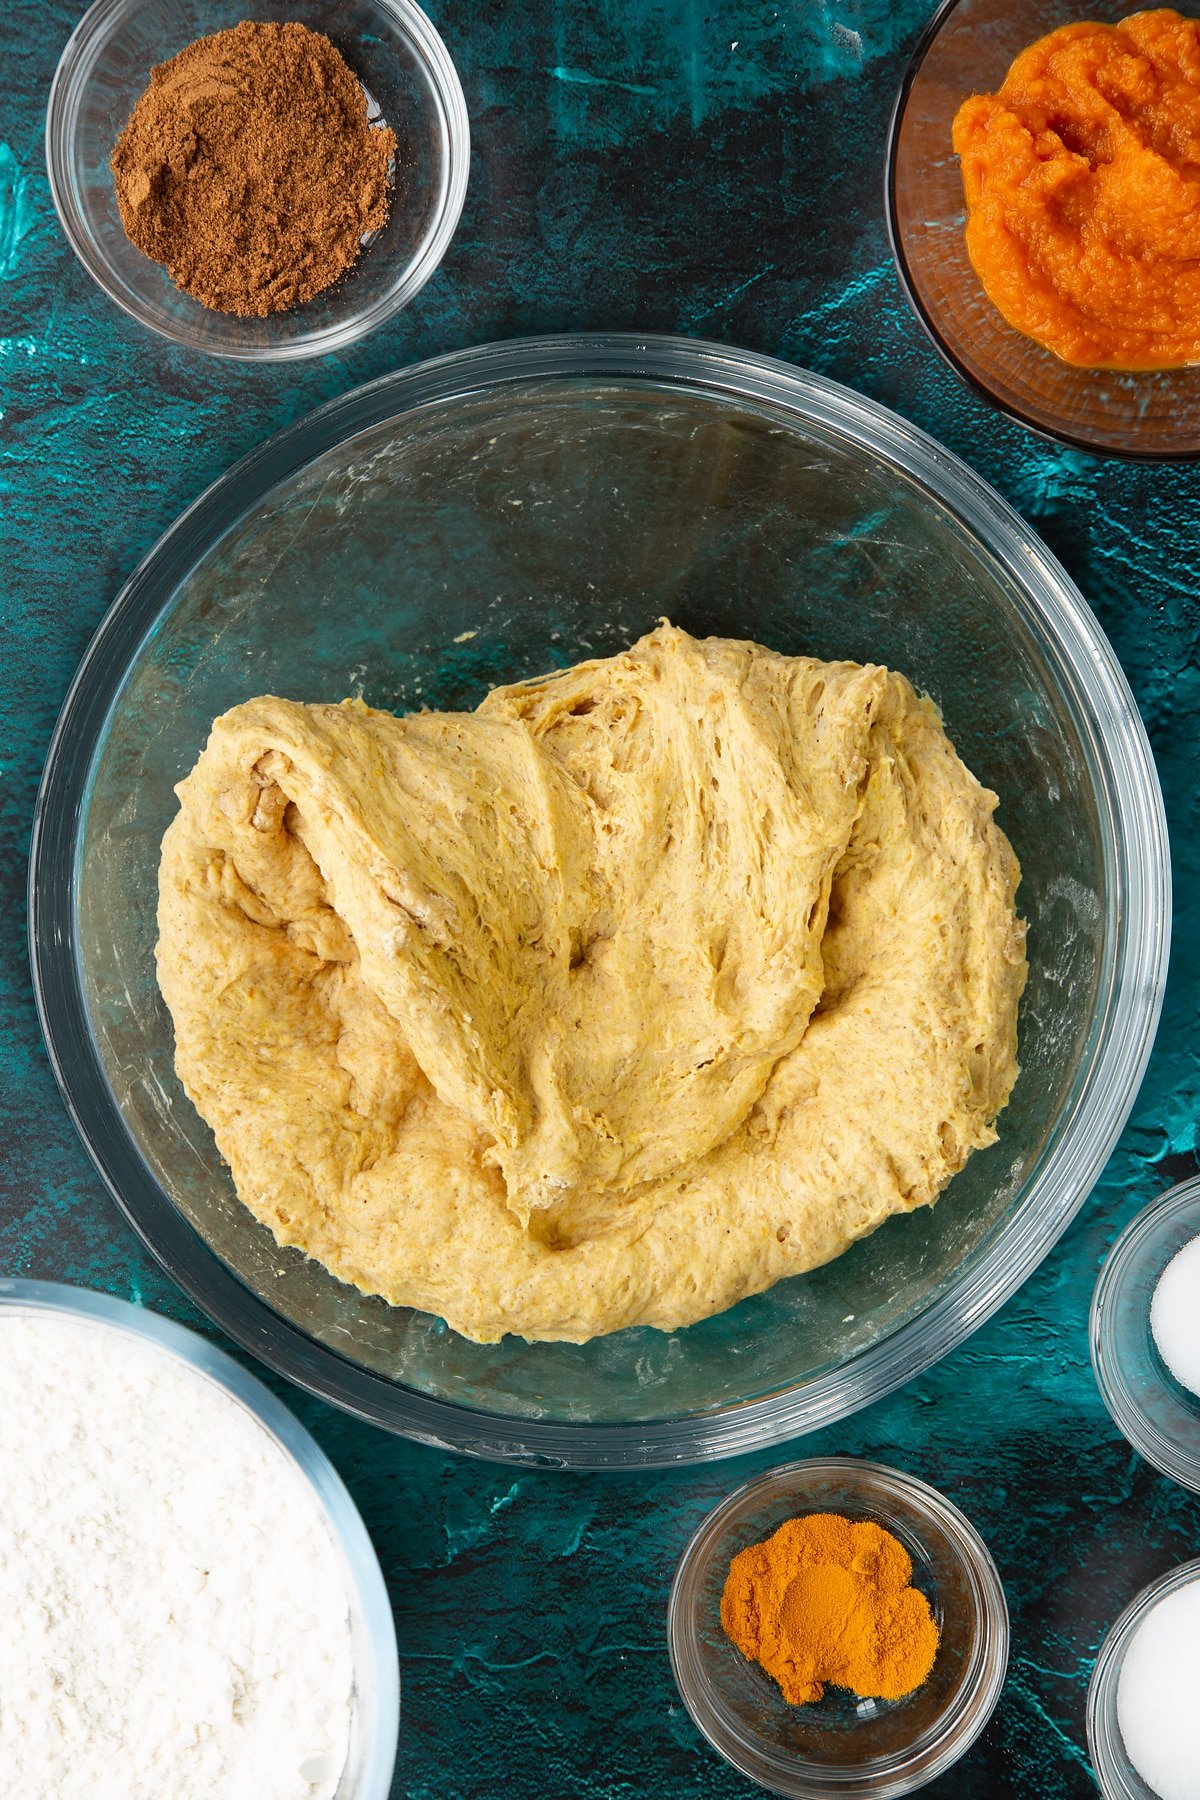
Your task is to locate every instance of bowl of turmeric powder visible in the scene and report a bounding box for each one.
[668,1458,1008,1796]
[886,0,1200,457]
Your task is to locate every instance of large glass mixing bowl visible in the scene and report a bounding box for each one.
[29,335,1170,1467]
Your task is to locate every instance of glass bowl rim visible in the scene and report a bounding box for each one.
[883,0,1200,464]
[666,1455,1010,1797]
[0,1275,400,1799]
[44,0,471,363]
[1090,1176,1200,1494]
[27,330,1171,1467]
[1085,1553,1200,1799]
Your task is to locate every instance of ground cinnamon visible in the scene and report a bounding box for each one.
[721,1512,940,1705]
[111,21,397,318]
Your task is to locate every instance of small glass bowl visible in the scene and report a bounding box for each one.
[1091,1177,1200,1494]
[0,1278,400,1799]
[667,1458,1008,1797]
[46,0,469,360]
[885,0,1200,459]
[1087,1557,1200,1800]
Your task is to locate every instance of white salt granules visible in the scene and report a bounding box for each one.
[1117,1579,1200,1800]
[1151,1233,1200,1398]
[0,1310,354,1800]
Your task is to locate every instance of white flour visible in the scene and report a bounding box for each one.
[0,1310,355,1800]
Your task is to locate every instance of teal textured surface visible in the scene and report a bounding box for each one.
[2,1,1198,1794]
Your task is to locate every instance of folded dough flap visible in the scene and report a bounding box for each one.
[173,627,889,1215]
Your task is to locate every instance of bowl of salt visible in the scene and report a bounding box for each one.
[1088,1556,1200,1800]
[1091,1175,1200,1494]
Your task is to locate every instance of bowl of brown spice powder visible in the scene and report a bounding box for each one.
[46,0,469,358]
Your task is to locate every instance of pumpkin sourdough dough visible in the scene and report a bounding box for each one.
[157,625,1027,1343]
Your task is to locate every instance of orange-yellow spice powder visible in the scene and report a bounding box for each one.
[720,1512,939,1705]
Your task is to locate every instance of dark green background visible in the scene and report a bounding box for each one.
[3,2,1198,1793]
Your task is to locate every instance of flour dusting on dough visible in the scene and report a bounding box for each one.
[156,625,1027,1343]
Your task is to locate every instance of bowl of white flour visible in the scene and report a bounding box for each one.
[0,1280,399,1800]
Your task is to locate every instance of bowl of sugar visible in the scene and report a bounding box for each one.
[1091,1175,1200,1494]
[1088,1557,1200,1800]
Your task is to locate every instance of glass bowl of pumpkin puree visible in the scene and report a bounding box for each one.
[668,1458,1009,1797]
[887,0,1200,457]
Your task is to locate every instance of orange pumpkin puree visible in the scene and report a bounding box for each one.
[952,10,1200,369]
